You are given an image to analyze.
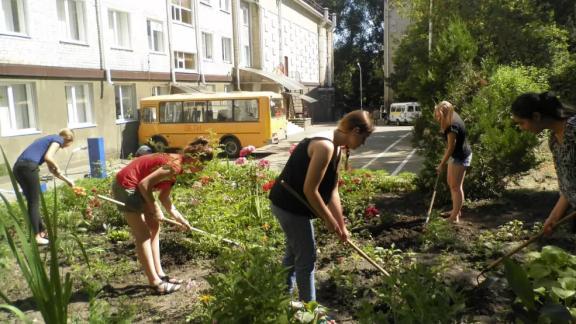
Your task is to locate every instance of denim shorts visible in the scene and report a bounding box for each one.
[450,153,472,167]
[111,179,144,213]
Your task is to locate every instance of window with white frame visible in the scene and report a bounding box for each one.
[108,9,131,48]
[0,0,26,34]
[202,32,213,60]
[200,0,211,5]
[219,0,230,12]
[147,19,164,52]
[65,83,93,127]
[171,0,192,25]
[0,83,37,136]
[174,51,196,70]
[114,85,136,121]
[221,37,231,63]
[57,0,86,42]
[151,86,169,96]
[243,45,251,66]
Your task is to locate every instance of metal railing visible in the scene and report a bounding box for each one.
[301,0,326,16]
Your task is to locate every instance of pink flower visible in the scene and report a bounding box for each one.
[258,159,270,168]
[262,179,276,192]
[365,204,379,218]
[235,157,247,165]
[239,145,256,157]
[289,143,297,155]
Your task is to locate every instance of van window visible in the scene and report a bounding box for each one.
[408,106,414,112]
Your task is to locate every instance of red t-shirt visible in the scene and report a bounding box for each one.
[116,153,183,191]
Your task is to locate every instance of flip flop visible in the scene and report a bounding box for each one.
[152,281,181,295]
[160,275,184,285]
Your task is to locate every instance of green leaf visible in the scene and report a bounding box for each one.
[551,287,576,300]
[504,258,536,310]
[527,263,552,279]
[559,277,576,291]
[0,304,30,323]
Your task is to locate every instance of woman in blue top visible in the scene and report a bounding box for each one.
[13,128,75,245]
[512,92,576,236]
[435,101,472,223]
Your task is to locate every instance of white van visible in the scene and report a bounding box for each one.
[389,102,422,125]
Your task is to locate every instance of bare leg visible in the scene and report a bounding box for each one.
[125,212,162,286]
[144,215,165,277]
[448,162,467,222]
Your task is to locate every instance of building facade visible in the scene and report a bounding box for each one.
[0,0,334,170]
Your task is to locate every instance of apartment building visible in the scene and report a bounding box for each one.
[0,0,334,169]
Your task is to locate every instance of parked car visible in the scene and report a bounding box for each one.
[389,102,421,125]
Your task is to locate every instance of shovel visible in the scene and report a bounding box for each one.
[280,180,390,277]
[478,210,576,279]
[94,193,241,247]
[425,172,441,224]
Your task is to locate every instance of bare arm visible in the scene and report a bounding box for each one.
[44,142,74,187]
[437,132,456,173]
[543,194,571,235]
[158,189,192,230]
[327,186,349,241]
[303,140,344,239]
[137,167,174,220]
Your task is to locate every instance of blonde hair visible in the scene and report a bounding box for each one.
[434,101,454,131]
[337,110,374,134]
[58,128,74,142]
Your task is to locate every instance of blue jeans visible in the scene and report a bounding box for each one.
[271,204,316,302]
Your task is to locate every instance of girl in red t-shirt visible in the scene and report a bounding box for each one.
[112,138,213,294]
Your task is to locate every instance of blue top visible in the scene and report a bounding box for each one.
[16,135,65,165]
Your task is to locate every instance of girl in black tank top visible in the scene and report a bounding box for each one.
[268,110,374,302]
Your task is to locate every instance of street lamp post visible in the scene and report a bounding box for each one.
[356,62,363,110]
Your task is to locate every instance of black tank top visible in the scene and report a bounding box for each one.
[269,137,340,218]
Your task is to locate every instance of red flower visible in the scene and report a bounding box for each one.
[365,204,379,218]
[338,179,345,187]
[262,179,276,192]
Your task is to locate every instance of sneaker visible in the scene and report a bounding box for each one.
[36,236,49,245]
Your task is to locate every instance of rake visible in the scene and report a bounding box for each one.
[280,180,390,277]
[425,172,440,224]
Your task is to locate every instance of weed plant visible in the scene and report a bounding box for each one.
[421,216,458,250]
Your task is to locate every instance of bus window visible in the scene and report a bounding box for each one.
[271,98,285,117]
[160,101,183,123]
[141,107,157,123]
[210,100,233,122]
[234,99,258,122]
[183,101,207,123]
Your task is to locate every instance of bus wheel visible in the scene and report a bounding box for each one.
[221,137,241,157]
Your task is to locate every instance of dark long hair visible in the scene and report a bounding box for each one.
[511,92,568,120]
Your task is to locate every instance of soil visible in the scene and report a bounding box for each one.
[1,159,574,323]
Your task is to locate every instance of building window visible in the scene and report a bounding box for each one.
[65,84,93,127]
[114,85,136,121]
[221,37,231,63]
[108,9,131,48]
[0,0,26,34]
[152,86,169,96]
[243,45,251,66]
[171,0,192,25]
[147,19,164,52]
[57,0,86,42]
[0,83,37,136]
[219,0,230,12]
[200,0,211,5]
[174,51,196,70]
[202,32,213,60]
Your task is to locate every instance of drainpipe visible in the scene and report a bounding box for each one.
[277,0,283,71]
[232,0,241,90]
[166,0,176,83]
[327,13,336,88]
[194,0,206,85]
[95,0,112,85]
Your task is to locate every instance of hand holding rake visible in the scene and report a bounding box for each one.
[280,180,390,277]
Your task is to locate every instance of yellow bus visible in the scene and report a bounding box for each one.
[138,91,287,157]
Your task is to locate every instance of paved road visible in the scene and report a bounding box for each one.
[257,124,423,175]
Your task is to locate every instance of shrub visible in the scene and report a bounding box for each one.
[205,247,291,323]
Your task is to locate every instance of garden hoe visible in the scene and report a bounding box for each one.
[478,210,576,282]
[280,180,390,277]
[93,193,242,247]
[425,172,441,224]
